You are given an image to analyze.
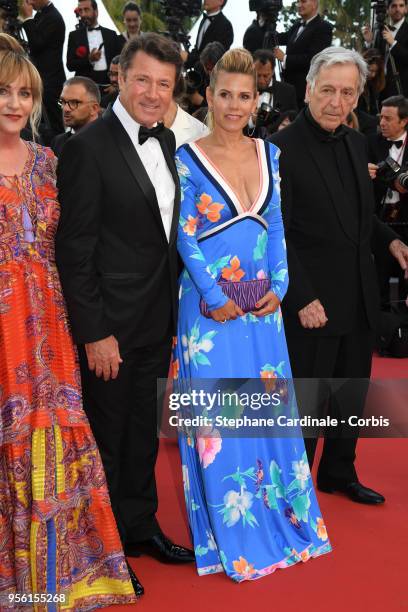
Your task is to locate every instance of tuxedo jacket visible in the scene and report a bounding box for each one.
[278,16,332,105]
[66,26,122,80]
[22,3,65,92]
[187,12,234,68]
[51,130,72,158]
[270,80,298,113]
[55,108,180,350]
[367,132,408,227]
[269,111,396,336]
[382,20,408,98]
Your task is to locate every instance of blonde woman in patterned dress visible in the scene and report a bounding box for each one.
[0,34,138,609]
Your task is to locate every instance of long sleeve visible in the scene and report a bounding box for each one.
[284,23,332,72]
[22,15,65,53]
[67,31,91,74]
[176,153,228,311]
[55,134,110,344]
[267,149,289,302]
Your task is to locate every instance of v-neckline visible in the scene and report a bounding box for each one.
[190,138,265,215]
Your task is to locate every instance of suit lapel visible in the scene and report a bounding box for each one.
[298,116,358,244]
[102,108,168,242]
[161,134,180,245]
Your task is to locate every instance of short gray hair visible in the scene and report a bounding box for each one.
[306,47,368,96]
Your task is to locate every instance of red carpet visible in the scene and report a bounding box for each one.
[107,356,407,612]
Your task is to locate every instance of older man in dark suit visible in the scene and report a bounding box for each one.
[21,0,66,136]
[56,34,194,597]
[269,47,408,505]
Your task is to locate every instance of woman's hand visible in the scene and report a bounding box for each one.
[210,299,244,323]
[251,291,281,317]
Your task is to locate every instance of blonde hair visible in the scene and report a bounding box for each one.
[0,34,43,138]
[207,48,257,131]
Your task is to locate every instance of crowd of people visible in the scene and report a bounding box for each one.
[1,0,408,608]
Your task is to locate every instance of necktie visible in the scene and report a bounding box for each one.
[138,123,165,145]
[388,139,403,148]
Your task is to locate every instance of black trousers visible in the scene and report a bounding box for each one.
[286,327,374,484]
[43,85,64,139]
[78,337,172,544]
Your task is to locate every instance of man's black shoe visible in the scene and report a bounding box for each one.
[129,533,195,563]
[126,560,144,597]
[317,479,385,504]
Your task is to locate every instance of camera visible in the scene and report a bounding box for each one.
[376,156,408,190]
[256,101,281,128]
[249,0,283,13]
[160,0,202,48]
[0,0,26,46]
[371,0,387,33]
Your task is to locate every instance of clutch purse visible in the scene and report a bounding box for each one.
[200,278,271,318]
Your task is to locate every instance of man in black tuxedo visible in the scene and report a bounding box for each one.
[67,0,122,85]
[21,0,65,136]
[186,0,233,69]
[274,0,332,109]
[367,95,408,306]
[56,34,194,596]
[362,0,408,99]
[51,76,100,157]
[269,47,408,505]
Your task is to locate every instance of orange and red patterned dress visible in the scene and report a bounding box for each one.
[0,142,136,610]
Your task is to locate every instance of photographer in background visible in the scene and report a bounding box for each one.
[368,95,408,307]
[243,11,268,54]
[254,49,298,114]
[274,0,332,108]
[362,0,408,98]
[100,54,120,109]
[186,0,233,69]
[186,41,225,113]
[21,0,66,137]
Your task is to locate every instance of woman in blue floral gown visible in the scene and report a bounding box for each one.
[172,49,332,582]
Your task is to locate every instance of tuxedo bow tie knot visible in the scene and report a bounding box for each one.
[388,139,404,148]
[88,26,101,31]
[202,13,215,22]
[138,123,165,145]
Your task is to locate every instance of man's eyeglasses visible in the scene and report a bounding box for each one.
[58,98,94,110]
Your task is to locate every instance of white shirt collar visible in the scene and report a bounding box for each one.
[206,9,221,17]
[113,97,141,140]
[305,13,318,25]
[392,17,405,31]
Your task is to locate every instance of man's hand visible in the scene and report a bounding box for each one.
[89,48,102,63]
[210,299,244,323]
[21,0,33,19]
[252,291,281,317]
[273,48,285,62]
[368,163,378,179]
[298,299,328,329]
[389,239,408,276]
[383,26,395,46]
[361,24,373,43]
[85,335,123,381]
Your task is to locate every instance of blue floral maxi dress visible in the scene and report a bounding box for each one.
[173,140,332,581]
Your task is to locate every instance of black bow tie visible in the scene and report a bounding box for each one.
[202,13,215,22]
[388,139,404,148]
[138,123,165,145]
[388,24,397,31]
[88,26,101,31]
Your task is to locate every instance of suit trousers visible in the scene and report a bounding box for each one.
[287,327,374,484]
[78,337,172,544]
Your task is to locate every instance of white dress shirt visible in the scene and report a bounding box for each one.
[87,25,107,72]
[113,98,175,242]
[171,105,209,149]
[385,131,407,204]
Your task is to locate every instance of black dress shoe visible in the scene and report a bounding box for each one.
[136,532,195,564]
[126,560,144,597]
[317,479,385,504]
